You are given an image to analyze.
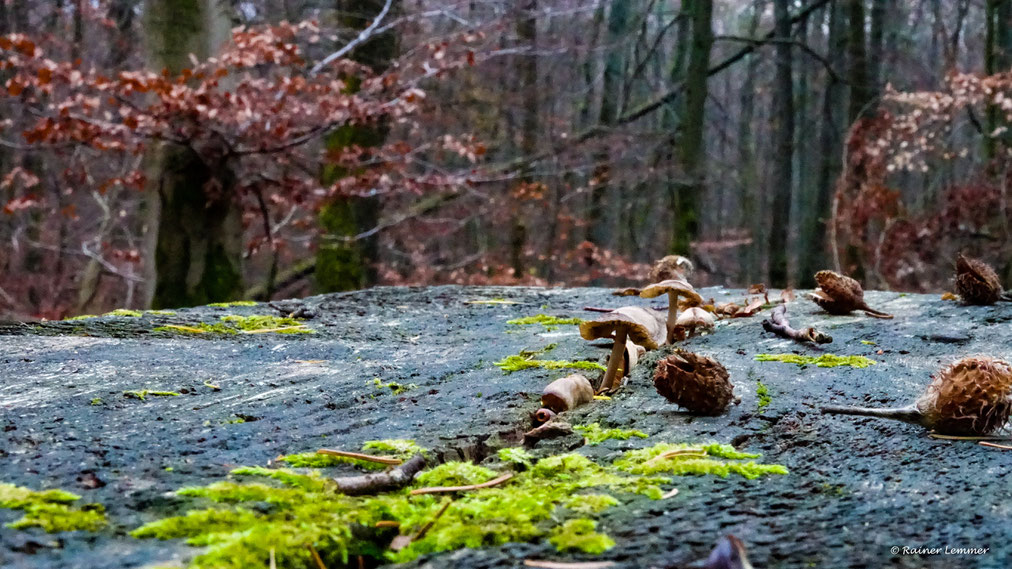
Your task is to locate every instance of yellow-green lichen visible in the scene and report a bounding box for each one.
[123,390,180,401]
[860,340,876,346]
[0,483,106,533]
[105,309,143,317]
[562,493,619,514]
[64,314,97,321]
[614,443,788,480]
[361,439,426,457]
[207,301,259,308]
[495,344,606,374]
[147,310,177,316]
[574,423,648,445]
[154,315,311,335]
[507,314,584,331]
[754,353,876,369]
[549,519,614,554]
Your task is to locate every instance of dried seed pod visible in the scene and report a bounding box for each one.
[653,350,734,416]
[649,255,694,283]
[822,357,1012,435]
[954,254,1006,305]
[541,374,594,414]
[809,270,894,319]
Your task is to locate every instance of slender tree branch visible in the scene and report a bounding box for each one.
[310,0,395,76]
[715,35,845,83]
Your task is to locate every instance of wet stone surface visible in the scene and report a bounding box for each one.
[0,286,1010,569]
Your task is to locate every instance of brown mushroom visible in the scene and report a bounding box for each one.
[674,306,716,339]
[541,374,594,414]
[809,270,894,319]
[955,254,1009,305]
[639,279,704,344]
[578,306,665,392]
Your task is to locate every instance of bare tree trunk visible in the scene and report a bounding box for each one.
[768,0,794,287]
[739,0,762,284]
[846,0,870,123]
[510,0,537,278]
[670,0,712,255]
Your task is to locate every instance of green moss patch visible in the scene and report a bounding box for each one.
[549,519,615,554]
[280,440,426,470]
[0,482,107,533]
[371,378,417,395]
[495,344,606,374]
[574,423,648,445]
[754,353,876,369]
[507,314,584,331]
[756,381,771,410]
[207,301,259,308]
[154,315,311,335]
[614,443,789,480]
[123,390,180,401]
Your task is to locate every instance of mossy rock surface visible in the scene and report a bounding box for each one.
[1,287,1010,568]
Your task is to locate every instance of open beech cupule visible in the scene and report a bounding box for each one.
[653,349,735,416]
[954,254,1011,305]
[809,270,894,319]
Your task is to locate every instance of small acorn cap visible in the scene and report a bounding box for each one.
[648,255,694,283]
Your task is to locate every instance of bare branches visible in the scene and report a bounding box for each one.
[310,0,395,76]
[762,304,832,344]
[332,453,426,495]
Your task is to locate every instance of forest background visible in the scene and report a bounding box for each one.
[0,0,1010,319]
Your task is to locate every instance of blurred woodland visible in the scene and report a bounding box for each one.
[0,0,1011,319]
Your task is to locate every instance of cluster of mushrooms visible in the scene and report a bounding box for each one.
[530,252,1012,440]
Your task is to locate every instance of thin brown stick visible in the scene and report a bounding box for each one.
[333,454,426,495]
[307,544,328,569]
[410,473,513,496]
[644,448,706,466]
[317,449,402,466]
[412,499,452,541]
[582,306,615,313]
[762,304,832,344]
[928,433,1012,441]
[523,561,617,569]
[979,441,1012,451]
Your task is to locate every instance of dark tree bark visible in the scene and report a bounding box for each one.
[767,0,794,287]
[510,0,537,278]
[107,0,138,67]
[316,0,400,293]
[145,0,243,308]
[739,0,763,283]
[670,0,712,255]
[846,0,870,123]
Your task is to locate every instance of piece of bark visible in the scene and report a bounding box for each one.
[332,454,426,495]
[761,305,832,344]
[523,421,574,445]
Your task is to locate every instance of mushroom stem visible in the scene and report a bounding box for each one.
[600,328,628,392]
[665,291,678,344]
[820,404,922,426]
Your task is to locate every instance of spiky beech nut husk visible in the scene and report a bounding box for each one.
[916,357,1012,435]
[954,254,1003,305]
[649,255,694,283]
[653,349,733,416]
[810,270,893,318]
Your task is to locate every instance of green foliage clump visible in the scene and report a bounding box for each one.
[64,314,97,321]
[549,519,615,554]
[507,314,584,331]
[754,353,875,368]
[207,301,259,308]
[123,390,179,401]
[0,482,106,532]
[756,381,771,410]
[154,315,311,335]
[414,462,498,488]
[575,423,648,445]
[281,440,426,470]
[131,449,669,567]
[495,343,606,374]
[371,378,417,395]
[105,309,144,317]
[562,493,619,514]
[615,443,788,480]
[497,447,534,468]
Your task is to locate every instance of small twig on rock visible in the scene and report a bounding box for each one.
[928,433,1012,441]
[317,448,402,465]
[410,473,513,496]
[523,561,617,569]
[523,420,575,446]
[582,306,615,313]
[307,544,329,569]
[644,448,706,466]
[762,304,832,344]
[332,454,426,495]
[979,441,1012,451]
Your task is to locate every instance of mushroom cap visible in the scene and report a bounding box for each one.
[649,255,694,282]
[639,278,703,305]
[675,306,716,328]
[578,306,664,350]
